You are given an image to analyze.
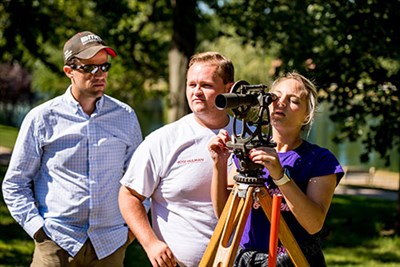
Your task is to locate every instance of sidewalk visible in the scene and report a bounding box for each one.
[0,146,12,166]
[335,168,399,200]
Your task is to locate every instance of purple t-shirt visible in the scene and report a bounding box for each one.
[237,140,344,251]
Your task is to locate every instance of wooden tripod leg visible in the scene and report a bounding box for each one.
[199,184,254,267]
[199,187,236,266]
[257,187,310,267]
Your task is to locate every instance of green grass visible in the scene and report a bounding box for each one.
[1,178,399,266]
[0,125,18,149]
[322,194,400,266]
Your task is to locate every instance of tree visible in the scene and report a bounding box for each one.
[0,63,33,126]
[1,0,398,165]
[167,0,196,122]
[209,0,399,166]
[0,0,173,133]
[208,0,400,235]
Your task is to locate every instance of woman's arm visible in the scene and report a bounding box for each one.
[249,147,337,234]
[208,130,233,217]
[276,174,337,234]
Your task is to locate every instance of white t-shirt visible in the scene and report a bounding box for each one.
[121,113,240,267]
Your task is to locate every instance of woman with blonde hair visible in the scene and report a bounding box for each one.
[208,72,344,266]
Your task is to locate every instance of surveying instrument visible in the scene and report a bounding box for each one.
[199,81,309,267]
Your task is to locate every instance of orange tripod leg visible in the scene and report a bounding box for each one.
[257,187,309,267]
[268,194,283,267]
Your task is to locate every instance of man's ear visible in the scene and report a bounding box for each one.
[63,65,74,79]
[225,82,234,93]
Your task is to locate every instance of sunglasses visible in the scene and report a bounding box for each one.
[71,63,111,74]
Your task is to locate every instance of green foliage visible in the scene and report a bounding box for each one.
[209,0,400,166]
[0,0,172,111]
[0,0,399,164]
[198,36,275,85]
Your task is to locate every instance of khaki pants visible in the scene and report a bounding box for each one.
[31,228,132,267]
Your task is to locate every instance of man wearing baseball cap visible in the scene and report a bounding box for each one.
[63,31,117,65]
[3,31,146,266]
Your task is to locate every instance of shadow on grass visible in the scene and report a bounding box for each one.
[125,240,152,267]
[325,194,397,246]
[0,207,33,266]
[323,194,400,266]
[0,165,33,266]
[0,218,151,267]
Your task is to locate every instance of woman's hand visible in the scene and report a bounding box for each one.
[208,129,231,164]
[249,147,284,179]
[209,129,232,217]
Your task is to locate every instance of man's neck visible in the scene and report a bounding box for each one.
[194,112,230,130]
[71,90,99,116]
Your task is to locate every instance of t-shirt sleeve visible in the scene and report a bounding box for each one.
[312,149,344,185]
[120,134,161,198]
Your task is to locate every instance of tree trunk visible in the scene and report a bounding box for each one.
[167,0,196,123]
[168,49,189,122]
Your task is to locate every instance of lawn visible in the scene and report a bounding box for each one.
[323,193,400,266]
[1,125,399,266]
[1,174,399,266]
[0,125,18,149]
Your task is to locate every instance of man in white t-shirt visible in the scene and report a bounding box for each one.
[119,52,239,267]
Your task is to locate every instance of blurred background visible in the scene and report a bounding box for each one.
[0,0,398,170]
[0,0,399,266]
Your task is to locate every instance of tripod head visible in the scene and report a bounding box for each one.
[215,80,277,184]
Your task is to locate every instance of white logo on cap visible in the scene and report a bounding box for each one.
[80,34,102,45]
[64,50,73,60]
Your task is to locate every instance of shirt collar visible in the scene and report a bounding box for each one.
[64,86,80,113]
[64,85,105,115]
[95,94,105,113]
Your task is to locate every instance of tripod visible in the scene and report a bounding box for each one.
[199,176,309,267]
[202,80,310,266]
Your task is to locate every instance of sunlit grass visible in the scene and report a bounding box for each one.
[0,125,18,148]
[325,237,400,266]
[323,194,400,266]
[0,240,34,267]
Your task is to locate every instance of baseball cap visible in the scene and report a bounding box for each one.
[63,31,116,64]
